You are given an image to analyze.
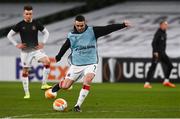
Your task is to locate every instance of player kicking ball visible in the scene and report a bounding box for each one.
[51,15,131,112]
[7,5,52,99]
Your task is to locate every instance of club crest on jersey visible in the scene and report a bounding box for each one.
[32,26,36,30]
[161,36,164,40]
[22,27,26,30]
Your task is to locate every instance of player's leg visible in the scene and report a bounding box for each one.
[51,78,74,93]
[35,51,52,90]
[22,67,30,99]
[52,65,83,92]
[144,55,158,88]
[74,64,97,112]
[20,52,31,99]
[161,54,175,87]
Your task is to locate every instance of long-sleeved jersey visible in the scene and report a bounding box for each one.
[152,28,167,53]
[56,23,126,65]
[7,20,49,50]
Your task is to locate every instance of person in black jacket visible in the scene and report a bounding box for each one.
[144,20,175,88]
[50,15,131,112]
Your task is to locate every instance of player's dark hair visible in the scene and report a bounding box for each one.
[24,5,33,11]
[75,15,85,22]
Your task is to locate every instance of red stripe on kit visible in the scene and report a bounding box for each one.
[83,85,90,90]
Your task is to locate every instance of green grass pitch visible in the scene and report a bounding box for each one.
[0,82,180,118]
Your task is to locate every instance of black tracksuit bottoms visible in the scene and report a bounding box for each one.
[146,53,173,82]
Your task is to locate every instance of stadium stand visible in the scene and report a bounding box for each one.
[0,3,84,29]
[0,1,180,58]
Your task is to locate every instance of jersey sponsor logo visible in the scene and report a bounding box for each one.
[16,57,69,81]
[75,45,95,51]
[32,26,36,30]
[161,36,164,40]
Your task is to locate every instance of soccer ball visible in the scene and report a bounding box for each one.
[53,98,68,111]
[45,89,57,99]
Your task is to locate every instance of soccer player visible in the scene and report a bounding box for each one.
[51,15,131,112]
[7,5,52,99]
[144,20,176,88]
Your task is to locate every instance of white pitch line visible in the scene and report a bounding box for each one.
[3,109,180,118]
[2,110,129,118]
[2,112,58,118]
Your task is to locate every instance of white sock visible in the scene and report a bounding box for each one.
[145,82,150,85]
[42,67,50,85]
[164,79,169,83]
[75,86,90,107]
[22,76,29,95]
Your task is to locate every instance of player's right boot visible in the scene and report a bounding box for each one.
[24,93,30,99]
[163,82,176,88]
[73,106,82,112]
[144,84,152,88]
[41,84,52,90]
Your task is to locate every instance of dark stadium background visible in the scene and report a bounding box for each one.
[0,0,180,118]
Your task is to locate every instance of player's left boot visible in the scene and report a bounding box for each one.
[144,84,152,88]
[24,93,30,99]
[41,84,52,90]
[73,106,82,112]
[163,82,176,88]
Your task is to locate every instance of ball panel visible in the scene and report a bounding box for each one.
[53,98,67,111]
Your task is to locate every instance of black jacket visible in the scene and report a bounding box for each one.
[152,28,167,53]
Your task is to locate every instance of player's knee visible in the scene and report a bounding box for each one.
[44,64,50,69]
[43,60,50,68]
[60,83,71,89]
[63,85,71,89]
[84,80,92,86]
[60,79,73,89]
[59,80,67,89]
[42,57,50,67]
[22,69,29,77]
[84,74,94,85]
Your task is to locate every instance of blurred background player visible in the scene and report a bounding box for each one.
[51,15,131,112]
[144,20,176,88]
[7,5,52,99]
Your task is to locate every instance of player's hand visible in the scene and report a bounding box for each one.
[123,20,131,27]
[55,55,61,62]
[36,42,44,49]
[153,52,159,60]
[16,43,26,49]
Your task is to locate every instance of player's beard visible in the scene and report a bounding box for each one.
[78,28,85,33]
[25,18,32,23]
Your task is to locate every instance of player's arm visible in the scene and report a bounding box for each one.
[36,28,49,49]
[7,30,18,46]
[36,21,49,49]
[42,28,49,44]
[55,39,70,62]
[7,29,26,49]
[152,32,160,59]
[93,20,131,39]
